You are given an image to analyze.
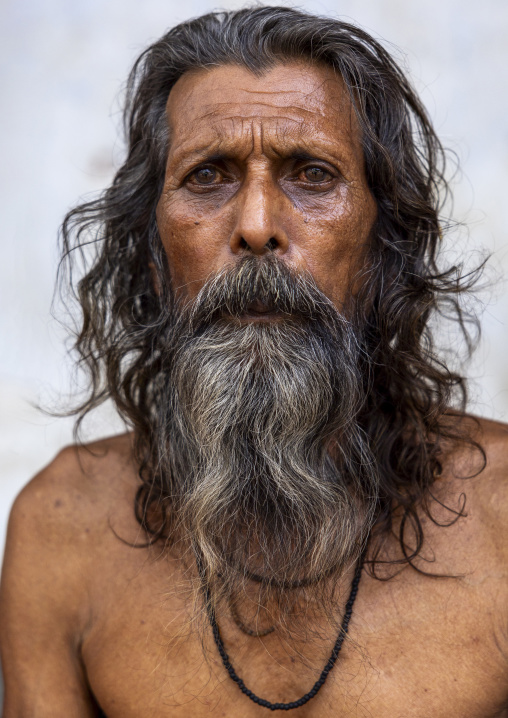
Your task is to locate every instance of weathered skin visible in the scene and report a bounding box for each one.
[1,64,508,718]
[155,64,377,309]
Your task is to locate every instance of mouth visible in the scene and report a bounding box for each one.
[215,300,284,324]
[241,299,282,322]
[218,298,292,324]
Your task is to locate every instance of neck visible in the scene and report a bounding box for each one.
[215,554,362,642]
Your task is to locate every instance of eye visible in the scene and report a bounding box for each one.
[303,166,332,183]
[194,167,217,185]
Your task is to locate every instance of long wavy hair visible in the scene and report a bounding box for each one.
[60,6,484,577]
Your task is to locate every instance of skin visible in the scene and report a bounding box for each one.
[1,63,508,718]
[155,63,377,311]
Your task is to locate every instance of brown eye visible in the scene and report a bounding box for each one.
[194,167,217,184]
[304,167,330,182]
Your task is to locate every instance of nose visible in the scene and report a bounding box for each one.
[229,176,289,256]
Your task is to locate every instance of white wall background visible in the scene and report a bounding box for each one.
[1,0,507,561]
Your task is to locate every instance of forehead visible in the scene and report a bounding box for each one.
[164,62,363,163]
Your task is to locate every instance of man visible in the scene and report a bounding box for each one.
[1,5,507,716]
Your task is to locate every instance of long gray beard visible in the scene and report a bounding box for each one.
[155,256,378,603]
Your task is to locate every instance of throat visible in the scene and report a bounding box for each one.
[217,557,362,642]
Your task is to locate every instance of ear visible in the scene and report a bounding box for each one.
[148,261,162,296]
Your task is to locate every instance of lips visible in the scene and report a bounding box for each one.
[237,298,283,323]
[246,299,274,315]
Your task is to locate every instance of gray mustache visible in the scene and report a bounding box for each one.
[181,255,343,328]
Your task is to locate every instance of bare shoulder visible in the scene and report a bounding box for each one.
[475,415,508,475]
[0,433,140,716]
[465,415,508,522]
[433,415,508,563]
[9,432,139,543]
[25,430,138,504]
[1,431,140,628]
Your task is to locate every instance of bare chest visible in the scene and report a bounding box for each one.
[82,560,508,718]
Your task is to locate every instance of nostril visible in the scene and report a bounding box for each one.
[237,237,278,253]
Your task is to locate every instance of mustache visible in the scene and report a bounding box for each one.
[176,255,346,330]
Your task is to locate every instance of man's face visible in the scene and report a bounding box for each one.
[156,62,377,310]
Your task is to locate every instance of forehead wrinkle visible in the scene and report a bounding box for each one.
[170,95,359,151]
[220,115,360,162]
[194,71,350,117]
[169,133,357,174]
[199,102,330,121]
[168,109,306,155]
[229,85,311,96]
[168,115,305,164]
[168,112,360,169]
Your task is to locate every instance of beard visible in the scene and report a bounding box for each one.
[153,255,378,611]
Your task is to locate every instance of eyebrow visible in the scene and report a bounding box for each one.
[169,144,348,173]
[168,142,233,168]
[192,151,236,165]
[273,150,322,163]
[190,150,328,164]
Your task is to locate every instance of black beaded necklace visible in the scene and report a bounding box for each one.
[203,554,364,712]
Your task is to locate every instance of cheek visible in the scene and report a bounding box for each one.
[296,188,376,305]
[155,195,232,298]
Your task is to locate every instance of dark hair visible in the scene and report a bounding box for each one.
[60,6,484,575]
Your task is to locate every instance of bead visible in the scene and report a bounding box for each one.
[205,549,365,711]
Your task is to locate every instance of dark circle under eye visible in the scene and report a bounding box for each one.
[195,167,217,184]
[304,167,329,182]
